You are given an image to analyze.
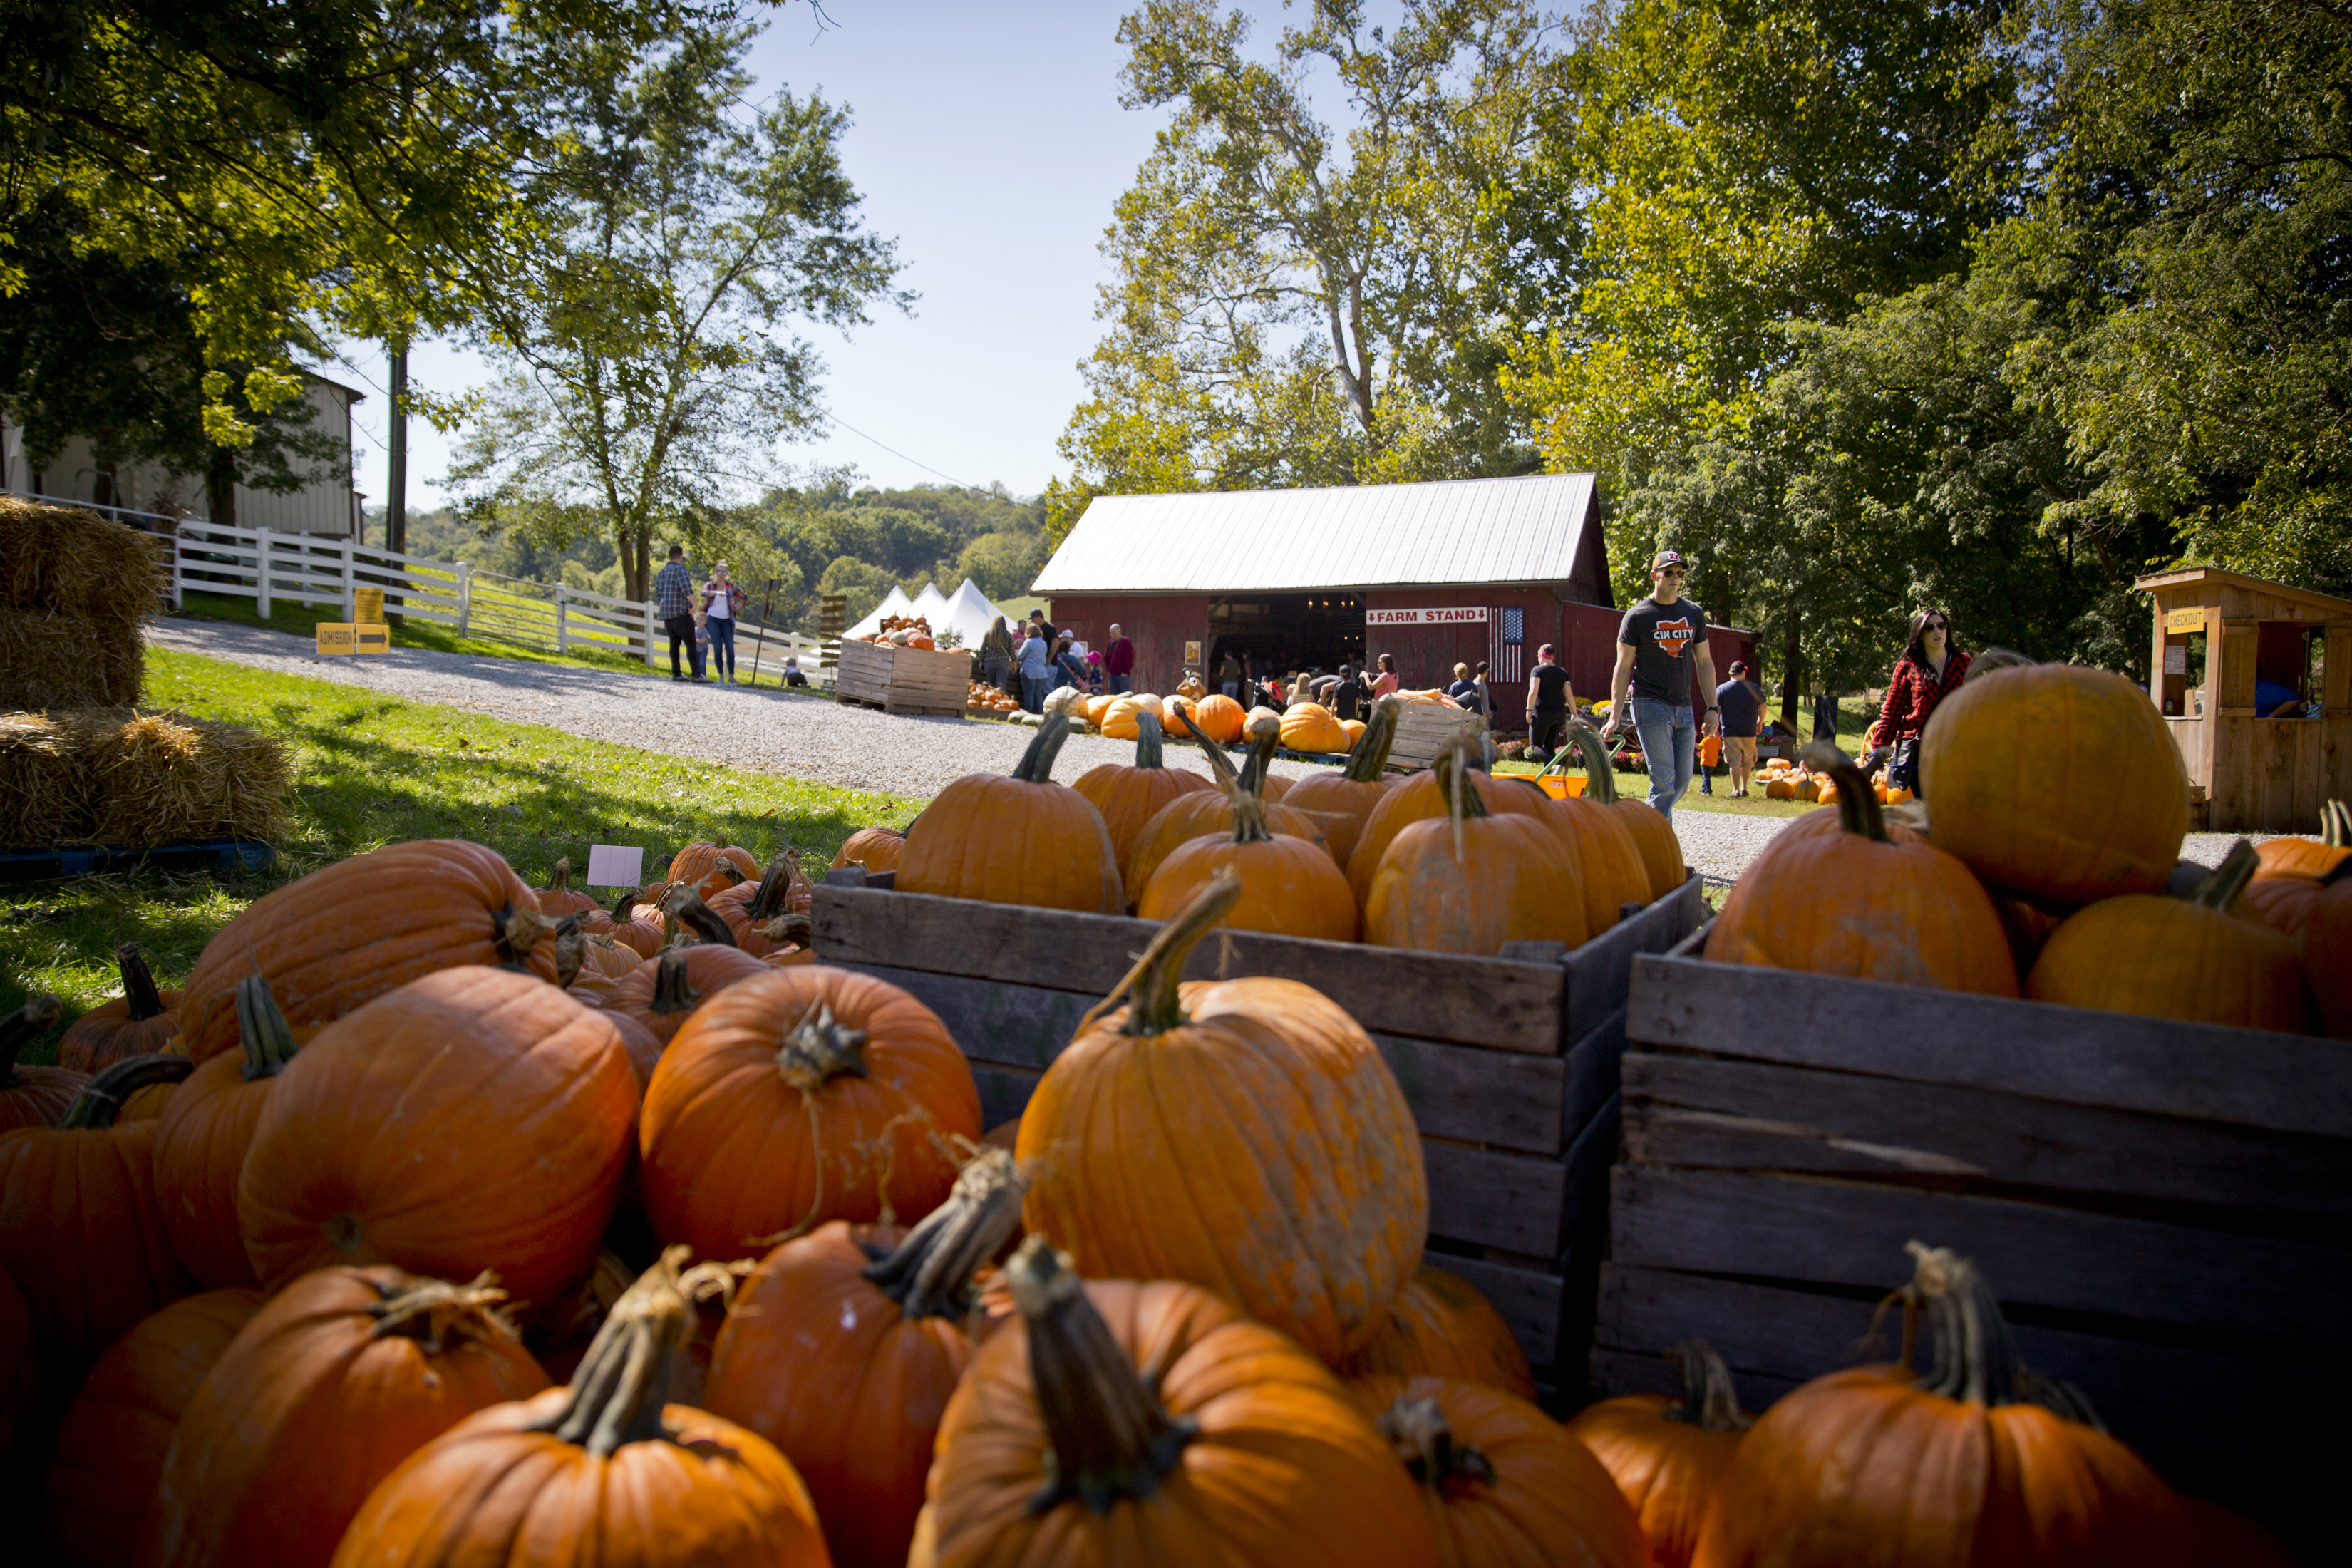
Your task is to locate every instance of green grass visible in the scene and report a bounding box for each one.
[0,646,914,1062]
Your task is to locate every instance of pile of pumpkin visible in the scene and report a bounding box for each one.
[964,680,1018,713]
[862,615,936,649]
[1755,755,1914,805]
[1708,661,2347,1036]
[891,698,1688,955]
[3,835,2269,1567]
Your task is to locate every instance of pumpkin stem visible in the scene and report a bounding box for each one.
[2192,840,2260,911]
[1896,1239,2104,1430]
[1800,741,1890,842]
[743,850,808,921]
[118,943,168,1022]
[369,1269,523,1353]
[1343,697,1403,782]
[2323,799,2349,849]
[1237,714,1281,795]
[1133,709,1167,769]
[754,911,814,950]
[658,884,739,948]
[60,1052,192,1129]
[552,914,586,989]
[1,994,63,1082]
[549,856,576,894]
[1011,713,1078,785]
[1378,1394,1497,1490]
[1094,870,1244,1038]
[526,1244,746,1457]
[1567,725,1621,805]
[234,974,302,1082]
[609,885,639,923]
[1663,1339,1752,1431]
[774,1000,869,1091]
[860,1147,1029,1319]
[1009,1234,1197,1515]
[492,901,553,970]
[647,951,704,1018]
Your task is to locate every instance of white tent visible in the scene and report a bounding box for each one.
[908,582,952,627]
[845,585,914,639]
[939,579,1013,649]
[843,577,1011,647]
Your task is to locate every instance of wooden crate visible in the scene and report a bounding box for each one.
[835,639,971,716]
[813,867,1706,1393]
[1388,701,1486,769]
[1594,932,2351,1548]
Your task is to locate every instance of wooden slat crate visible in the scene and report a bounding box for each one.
[813,867,1706,1393]
[1388,701,1486,769]
[1594,931,2351,1549]
[835,639,971,716]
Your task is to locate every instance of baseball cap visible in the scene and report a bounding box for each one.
[1651,550,1688,572]
[1729,659,1748,674]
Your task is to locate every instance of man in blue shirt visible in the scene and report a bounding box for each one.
[1016,621,1053,712]
[1714,660,1765,796]
[651,545,705,682]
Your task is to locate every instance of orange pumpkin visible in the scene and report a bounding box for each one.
[1169,690,1247,744]
[640,965,981,1264]
[1365,751,1587,956]
[599,883,667,958]
[705,1149,1028,1568]
[1139,728,1359,942]
[1018,877,1425,1363]
[1708,748,2019,995]
[1922,664,2188,904]
[666,840,758,899]
[146,1266,550,1568]
[1099,693,1167,740]
[912,1236,1438,1567]
[2026,841,2313,1032]
[1281,699,1351,753]
[324,1249,829,1568]
[898,713,1124,913]
[708,850,815,956]
[1532,729,1654,932]
[1,994,85,1133]
[178,840,560,1066]
[1566,731,1683,899]
[1564,1340,1752,1568]
[1689,1242,2185,1568]
[1071,709,1216,887]
[1281,696,1401,868]
[56,942,182,1073]
[2254,799,2351,880]
[1347,758,1551,911]
[534,856,602,917]
[43,1287,264,1568]
[604,944,770,1047]
[1353,1375,1651,1568]
[2309,864,2352,1038]
[237,966,639,1306]
[830,825,907,875]
[153,976,309,1290]
[1340,1265,1536,1401]
[0,1054,194,1371]
[1126,714,1331,904]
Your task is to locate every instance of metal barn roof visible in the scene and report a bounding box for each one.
[1031,473,1599,595]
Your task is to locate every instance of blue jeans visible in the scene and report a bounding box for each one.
[1631,698,1696,823]
[1021,672,1050,712]
[706,617,736,676]
[1109,674,1132,693]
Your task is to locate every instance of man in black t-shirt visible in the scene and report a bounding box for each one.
[1327,663,1368,722]
[1523,644,1575,758]
[1601,550,1721,825]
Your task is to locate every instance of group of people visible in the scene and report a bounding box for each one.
[979,610,1138,713]
[651,545,751,686]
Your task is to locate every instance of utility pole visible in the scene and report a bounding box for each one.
[387,339,408,555]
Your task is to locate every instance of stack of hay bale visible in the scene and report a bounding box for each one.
[1,497,290,853]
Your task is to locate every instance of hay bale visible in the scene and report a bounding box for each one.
[0,496,167,619]
[0,711,87,847]
[0,608,145,711]
[71,708,289,847]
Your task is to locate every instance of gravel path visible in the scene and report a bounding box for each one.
[148,617,2256,881]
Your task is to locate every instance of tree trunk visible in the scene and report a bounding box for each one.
[1779,617,1804,728]
[387,339,409,555]
[207,445,237,530]
[621,525,650,603]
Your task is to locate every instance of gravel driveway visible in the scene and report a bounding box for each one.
[148,617,2254,882]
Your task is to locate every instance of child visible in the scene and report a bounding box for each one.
[1698,729,1723,795]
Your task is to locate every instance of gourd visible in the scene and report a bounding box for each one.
[1139,719,1360,942]
[896,714,1124,913]
[534,856,602,917]
[1340,1264,1537,1401]
[1563,1340,1751,1568]
[1364,749,1587,956]
[56,943,182,1073]
[666,841,758,899]
[604,944,769,1046]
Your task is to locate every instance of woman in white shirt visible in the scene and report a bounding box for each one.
[703,562,747,686]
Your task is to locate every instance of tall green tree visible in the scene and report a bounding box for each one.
[442,21,906,602]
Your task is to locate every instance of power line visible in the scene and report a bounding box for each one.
[822,413,980,492]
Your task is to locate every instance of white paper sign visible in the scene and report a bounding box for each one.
[2163,646,2188,674]
[1366,606,1487,626]
[584,845,645,887]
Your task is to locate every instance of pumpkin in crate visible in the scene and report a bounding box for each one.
[0,1053,193,1371]
[709,850,815,957]
[667,841,758,899]
[1364,750,1587,956]
[179,839,559,1066]
[1072,709,1216,887]
[2254,798,2351,879]
[1125,716,1330,905]
[323,1249,827,1568]
[535,856,602,917]
[1564,1340,1751,1568]
[912,1236,1437,1568]
[56,942,182,1072]
[153,976,311,1289]
[1346,752,1551,911]
[1708,746,2018,995]
[1,994,84,1133]
[2026,840,2313,1032]
[1922,664,2187,904]
[640,966,981,1264]
[704,1148,1028,1568]
[1281,696,1403,868]
[1691,1242,2185,1568]
[1351,1375,1651,1568]
[237,966,639,1306]
[1341,1264,1536,1401]
[1018,876,1425,1363]
[1542,730,1665,932]
[148,1265,550,1568]
[43,1286,264,1568]
[1281,699,1351,754]
[897,713,1124,913]
[606,945,770,1047]
[1170,691,1246,744]
[1139,735,1360,942]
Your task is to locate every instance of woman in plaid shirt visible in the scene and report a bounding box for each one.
[1869,608,1970,795]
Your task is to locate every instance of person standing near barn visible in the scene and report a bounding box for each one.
[1867,608,1969,796]
[1603,550,1721,824]
[653,545,703,683]
[1523,644,1575,760]
[1371,652,1401,698]
[1715,659,1765,796]
[981,614,1015,695]
[1102,623,1135,694]
[1016,620,1053,713]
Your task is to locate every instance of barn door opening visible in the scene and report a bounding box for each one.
[1205,594,1365,681]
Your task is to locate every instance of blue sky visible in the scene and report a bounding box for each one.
[333,1,1167,510]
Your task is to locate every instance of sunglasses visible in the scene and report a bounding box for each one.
[1922,619,1946,631]
[1659,567,1686,579]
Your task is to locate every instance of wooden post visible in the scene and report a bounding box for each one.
[555,582,568,654]
[254,527,272,618]
[642,600,659,667]
[341,538,356,621]
[456,561,473,636]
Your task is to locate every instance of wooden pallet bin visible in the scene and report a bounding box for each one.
[835,639,971,716]
[1594,930,2351,1549]
[1388,701,1486,769]
[813,866,1706,1395]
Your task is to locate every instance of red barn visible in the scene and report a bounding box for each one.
[1035,473,1752,726]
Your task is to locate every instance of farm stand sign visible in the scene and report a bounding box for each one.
[1366,606,1487,626]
